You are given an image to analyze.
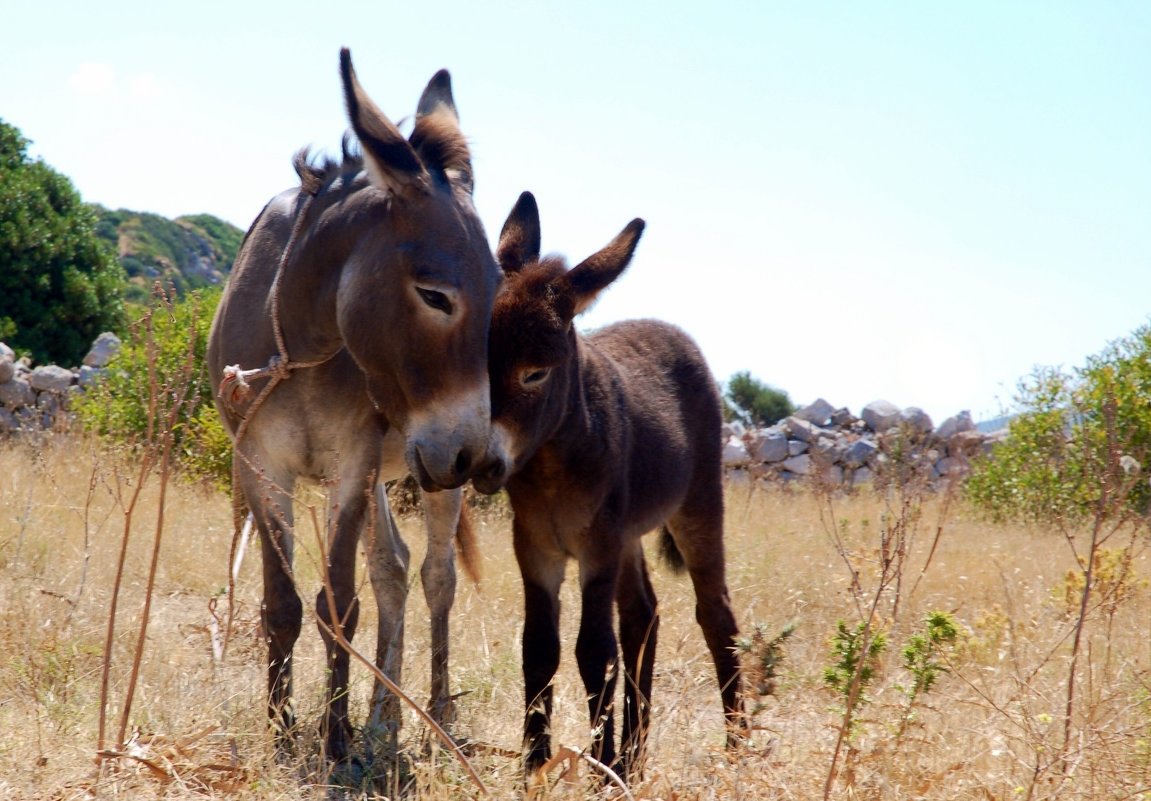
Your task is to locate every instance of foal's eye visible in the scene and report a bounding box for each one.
[520,367,551,387]
[417,287,453,315]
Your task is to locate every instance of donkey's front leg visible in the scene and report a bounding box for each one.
[575,561,622,771]
[514,520,566,777]
[363,484,411,755]
[315,488,368,763]
[419,487,462,730]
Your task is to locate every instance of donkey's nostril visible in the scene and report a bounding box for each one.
[453,448,473,478]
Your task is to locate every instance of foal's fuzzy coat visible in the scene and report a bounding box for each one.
[474,193,743,779]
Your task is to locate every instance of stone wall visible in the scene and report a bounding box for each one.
[3,337,1007,491]
[723,398,1006,489]
[0,333,120,434]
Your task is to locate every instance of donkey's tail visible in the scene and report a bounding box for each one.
[456,501,482,586]
[224,474,252,659]
[658,526,687,575]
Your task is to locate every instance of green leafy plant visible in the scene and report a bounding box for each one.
[900,611,958,696]
[896,611,959,741]
[823,620,887,722]
[967,323,1151,524]
[74,286,230,487]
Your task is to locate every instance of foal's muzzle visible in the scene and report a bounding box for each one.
[470,457,509,495]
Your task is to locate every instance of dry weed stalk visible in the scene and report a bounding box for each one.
[813,428,958,800]
[96,286,204,760]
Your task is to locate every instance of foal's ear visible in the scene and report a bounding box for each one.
[496,192,542,274]
[561,219,646,317]
[340,48,430,198]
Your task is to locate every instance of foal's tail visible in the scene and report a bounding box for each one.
[658,526,687,575]
[456,501,482,586]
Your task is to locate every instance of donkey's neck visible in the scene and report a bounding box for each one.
[273,182,369,363]
[540,334,618,464]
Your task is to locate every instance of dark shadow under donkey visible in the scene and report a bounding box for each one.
[473,192,744,781]
[208,50,499,767]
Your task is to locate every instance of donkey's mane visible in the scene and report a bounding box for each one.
[292,137,364,196]
[291,111,470,196]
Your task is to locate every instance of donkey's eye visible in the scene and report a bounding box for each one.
[417,287,453,315]
[520,367,551,387]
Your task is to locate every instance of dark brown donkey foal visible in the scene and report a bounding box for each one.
[473,192,743,780]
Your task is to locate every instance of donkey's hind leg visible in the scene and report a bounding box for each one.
[239,467,302,758]
[419,487,462,730]
[363,483,412,755]
[666,482,744,745]
[616,543,659,779]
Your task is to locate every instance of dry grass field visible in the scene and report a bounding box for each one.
[1,434,1148,800]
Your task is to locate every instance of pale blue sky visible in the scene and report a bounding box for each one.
[3,2,1149,424]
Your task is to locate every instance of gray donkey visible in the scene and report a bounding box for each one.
[207,50,499,763]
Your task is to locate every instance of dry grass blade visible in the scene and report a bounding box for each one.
[528,745,635,800]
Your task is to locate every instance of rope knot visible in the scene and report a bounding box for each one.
[267,353,291,381]
[219,364,253,409]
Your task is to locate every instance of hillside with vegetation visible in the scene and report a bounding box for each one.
[93,207,243,304]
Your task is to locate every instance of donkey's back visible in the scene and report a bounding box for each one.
[582,318,724,534]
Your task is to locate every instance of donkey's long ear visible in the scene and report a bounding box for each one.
[417,69,459,121]
[496,192,542,274]
[340,48,429,197]
[411,69,474,192]
[560,219,645,317]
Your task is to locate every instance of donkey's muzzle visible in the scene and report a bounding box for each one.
[413,443,476,492]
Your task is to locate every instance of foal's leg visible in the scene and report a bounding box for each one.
[667,484,744,744]
[419,487,462,730]
[240,468,301,756]
[363,484,411,754]
[616,543,659,778]
[575,549,623,771]
[315,476,372,762]
[513,519,566,775]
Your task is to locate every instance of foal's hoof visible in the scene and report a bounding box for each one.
[427,695,459,731]
[322,719,356,764]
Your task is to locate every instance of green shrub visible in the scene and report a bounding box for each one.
[74,287,230,488]
[966,323,1151,525]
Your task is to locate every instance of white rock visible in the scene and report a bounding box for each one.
[83,332,122,368]
[861,399,901,432]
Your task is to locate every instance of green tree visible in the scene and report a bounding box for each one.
[725,371,794,427]
[966,322,1151,524]
[0,119,126,364]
